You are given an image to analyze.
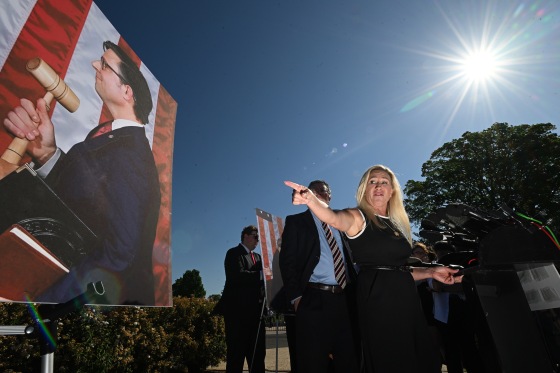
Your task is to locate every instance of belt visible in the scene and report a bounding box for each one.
[361,265,412,273]
[307,282,344,294]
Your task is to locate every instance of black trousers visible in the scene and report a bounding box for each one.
[438,296,483,373]
[284,313,298,373]
[225,313,266,373]
[295,287,359,373]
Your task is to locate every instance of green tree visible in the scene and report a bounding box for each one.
[404,123,560,232]
[172,269,206,298]
[164,297,225,373]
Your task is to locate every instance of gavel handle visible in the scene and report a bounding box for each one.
[1,92,54,165]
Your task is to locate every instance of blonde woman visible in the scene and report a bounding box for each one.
[285,164,461,373]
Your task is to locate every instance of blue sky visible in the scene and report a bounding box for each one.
[94,0,560,296]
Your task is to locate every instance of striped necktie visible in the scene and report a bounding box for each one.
[321,222,347,288]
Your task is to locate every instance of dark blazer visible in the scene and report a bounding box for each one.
[279,209,357,304]
[215,244,264,319]
[37,125,161,305]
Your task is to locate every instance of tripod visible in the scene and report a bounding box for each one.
[249,297,271,373]
[0,281,105,373]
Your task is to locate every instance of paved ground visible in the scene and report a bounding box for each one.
[207,330,292,372]
[206,330,452,372]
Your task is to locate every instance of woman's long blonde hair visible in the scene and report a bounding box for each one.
[355,164,412,245]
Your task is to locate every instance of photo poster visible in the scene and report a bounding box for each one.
[0,0,176,306]
[255,208,285,310]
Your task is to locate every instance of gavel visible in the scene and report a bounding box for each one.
[1,57,80,166]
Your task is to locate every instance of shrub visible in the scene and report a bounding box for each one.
[0,298,225,372]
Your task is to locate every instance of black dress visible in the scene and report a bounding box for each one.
[347,214,440,373]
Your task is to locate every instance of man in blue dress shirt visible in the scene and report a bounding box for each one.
[280,180,359,373]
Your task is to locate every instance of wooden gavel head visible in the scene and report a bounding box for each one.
[26,57,80,112]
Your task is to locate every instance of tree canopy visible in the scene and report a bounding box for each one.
[173,269,206,298]
[404,123,560,233]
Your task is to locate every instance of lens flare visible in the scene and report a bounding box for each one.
[25,295,57,349]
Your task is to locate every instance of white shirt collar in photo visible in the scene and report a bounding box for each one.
[112,118,144,130]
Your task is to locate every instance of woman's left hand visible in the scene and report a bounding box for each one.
[431,266,463,285]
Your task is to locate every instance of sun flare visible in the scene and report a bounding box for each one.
[396,0,559,147]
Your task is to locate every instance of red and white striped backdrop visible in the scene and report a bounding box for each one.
[256,208,284,306]
[0,0,176,306]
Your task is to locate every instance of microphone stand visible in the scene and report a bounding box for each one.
[0,281,105,373]
[250,296,270,373]
[250,269,269,373]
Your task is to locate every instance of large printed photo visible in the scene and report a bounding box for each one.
[0,0,176,306]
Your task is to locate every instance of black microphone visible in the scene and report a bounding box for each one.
[419,230,446,241]
[449,233,477,244]
[420,219,438,230]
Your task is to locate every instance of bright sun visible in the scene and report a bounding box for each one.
[461,50,498,83]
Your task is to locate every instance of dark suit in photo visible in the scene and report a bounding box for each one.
[37,125,161,305]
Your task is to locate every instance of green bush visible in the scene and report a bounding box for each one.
[0,302,40,372]
[0,298,226,372]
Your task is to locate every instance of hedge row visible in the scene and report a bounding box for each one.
[0,297,225,373]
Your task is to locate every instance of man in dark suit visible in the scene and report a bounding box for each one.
[280,180,359,373]
[3,41,160,305]
[216,225,266,373]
